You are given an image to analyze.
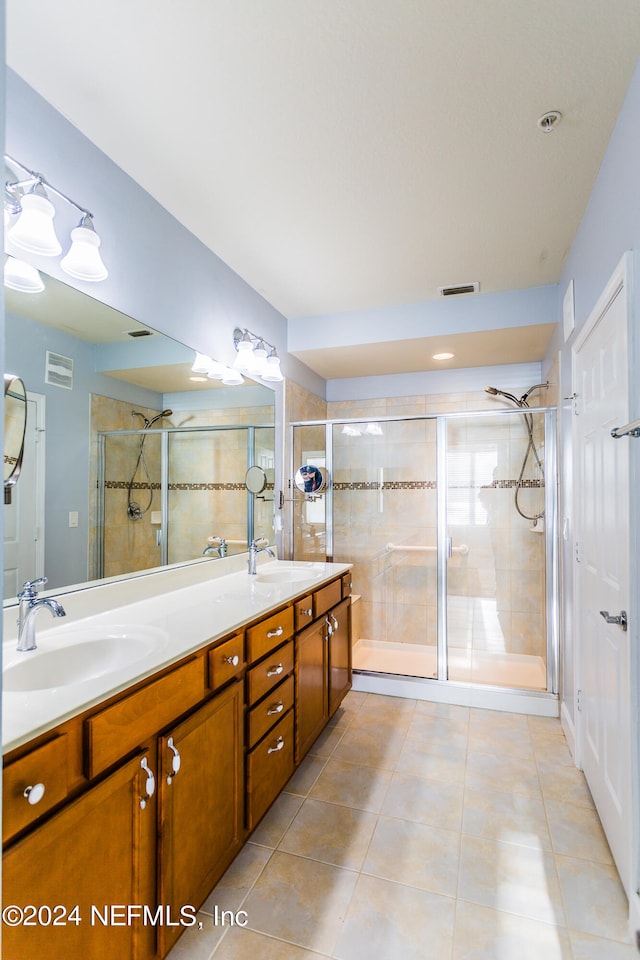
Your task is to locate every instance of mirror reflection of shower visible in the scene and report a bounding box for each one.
[126,409,173,520]
[485,383,548,522]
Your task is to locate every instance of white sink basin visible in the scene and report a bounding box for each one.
[4,625,168,693]
[256,567,320,584]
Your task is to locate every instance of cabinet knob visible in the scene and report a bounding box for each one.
[267,626,284,639]
[139,757,155,809]
[23,783,45,806]
[267,736,285,755]
[267,700,284,716]
[301,608,313,617]
[266,663,284,677]
[223,654,240,666]
[166,737,181,784]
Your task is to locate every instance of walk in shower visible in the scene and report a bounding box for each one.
[290,404,557,704]
[94,424,275,580]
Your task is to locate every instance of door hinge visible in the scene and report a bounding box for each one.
[577,689,582,713]
[575,540,580,563]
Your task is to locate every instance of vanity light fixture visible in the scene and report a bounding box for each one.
[233,327,284,382]
[4,155,108,282]
[4,255,45,294]
[190,351,244,386]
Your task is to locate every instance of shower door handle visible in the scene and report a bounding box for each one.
[599,610,628,631]
[446,537,453,559]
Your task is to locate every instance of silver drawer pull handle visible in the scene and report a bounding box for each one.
[599,609,628,631]
[139,757,155,808]
[267,626,284,638]
[23,783,45,806]
[223,654,240,666]
[266,663,284,677]
[267,700,284,716]
[267,736,285,754]
[166,737,181,784]
[301,608,313,617]
[330,614,338,630]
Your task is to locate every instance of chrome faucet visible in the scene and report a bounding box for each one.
[203,536,228,558]
[247,537,275,575]
[16,578,66,652]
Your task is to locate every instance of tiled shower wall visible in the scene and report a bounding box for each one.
[89,396,274,580]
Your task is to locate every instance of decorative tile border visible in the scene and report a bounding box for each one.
[333,479,543,491]
[104,481,274,492]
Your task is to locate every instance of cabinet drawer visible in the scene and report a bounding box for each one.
[247,674,294,749]
[208,632,245,691]
[246,709,294,830]
[341,572,352,598]
[3,735,69,843]
[85,657,205,778]
[313,579,342,619]
[246,607,294,663]
[294,594,315,630]
[246,640,294,705]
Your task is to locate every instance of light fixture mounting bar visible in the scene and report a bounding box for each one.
[232,326,278,355]
[5,154,93,218]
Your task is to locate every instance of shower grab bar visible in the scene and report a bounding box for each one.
[385,542,469,556]
[611,418,640,439]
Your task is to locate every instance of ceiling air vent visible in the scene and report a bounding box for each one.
[438,282,480,297]
[45,351,74,390]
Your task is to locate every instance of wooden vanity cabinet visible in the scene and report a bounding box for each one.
[157,679,244,955]
[328,596,351,716]
[3,748,157,960]
[295,616,329,761]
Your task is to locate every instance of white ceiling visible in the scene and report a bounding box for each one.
[6,1,640,380]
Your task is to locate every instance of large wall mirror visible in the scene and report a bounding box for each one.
[4,272,276,602]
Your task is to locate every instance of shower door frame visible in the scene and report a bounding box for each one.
[289,406,558,704]
[96,422,275,578]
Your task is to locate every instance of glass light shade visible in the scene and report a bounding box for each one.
[364,422,383,436]
[7,192,62,257]
[191,352,213,373]
[248,341,268,376]
[261,353,284,381]
[233,333,253,370]
[222,367,244,385]
[206,360,226,380]
[4,256,45,294]
[341,425,362,437]
[60,224,108,281]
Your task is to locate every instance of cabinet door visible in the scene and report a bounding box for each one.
[295,618,329,761]
[158,681,244,955]
[328,598,352,716]
[2,750,157,960]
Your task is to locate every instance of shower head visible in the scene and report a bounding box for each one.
[485,386,520,405]
[131,408,173,429]
[146,408,173,428]
[520,382,549,403]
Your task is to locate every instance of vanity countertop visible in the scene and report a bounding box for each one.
[2,556,351,755]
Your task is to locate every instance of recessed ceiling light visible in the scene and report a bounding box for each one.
[433,352,454,361]
[189,375,208,382]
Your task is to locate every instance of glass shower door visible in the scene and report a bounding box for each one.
[330,417,439,679]
[444,410,548,690]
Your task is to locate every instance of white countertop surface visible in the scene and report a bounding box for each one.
[2,556,351,754]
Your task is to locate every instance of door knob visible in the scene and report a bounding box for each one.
[599,610,628,631]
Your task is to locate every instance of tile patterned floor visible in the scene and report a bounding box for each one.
[167,692,637,960]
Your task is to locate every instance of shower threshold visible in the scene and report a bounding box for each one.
[353,638,547,691]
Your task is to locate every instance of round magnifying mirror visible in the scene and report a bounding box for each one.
[245,465,268,495]
[294,464,327,495]
[4,374,27,488]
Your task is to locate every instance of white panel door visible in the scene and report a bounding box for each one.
[3,395,43,598]
[574,271,631,895]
